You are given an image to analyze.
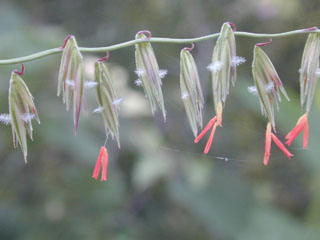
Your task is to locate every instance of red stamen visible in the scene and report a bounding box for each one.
[285,114,308,147]
[194,116,217,143]
[92,146,109,181]
[263,123,272,166]
[60,35,73,49]
[13,64,25,76]
[204,122,218,154]
[271,133,293,159]
[100,150,109,181]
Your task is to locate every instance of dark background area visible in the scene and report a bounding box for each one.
[0,0,320,239]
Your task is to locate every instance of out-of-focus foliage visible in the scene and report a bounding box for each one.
[0,0,320,239]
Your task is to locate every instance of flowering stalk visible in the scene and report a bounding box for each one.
[92,146,109,181]
[1,25,320,168]
[1,28,320,65]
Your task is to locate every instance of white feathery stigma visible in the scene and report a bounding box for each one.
[207,61,223,73]
[21,113,35,123]
[135,68,145,77]
[93,106,104,113]
[134,79,142,86]
[232,56,246,66]
[84,81,98,88]
[248,86,258,95]
[265,82,274,93]
[112,98,123,106]
[0,114,11,125]
[181,92,190,100]
[66,79,75,87]
[158,69,168,79]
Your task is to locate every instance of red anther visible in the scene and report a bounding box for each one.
[137,30,152,39]
[227,22,237,32]
[183,43,195,51]
[271,133,293,159]
[13,64,25,76]
[98,52,110,62]
[304,27,318,32]
[194,116,217,143]
[204,122,218,154]
[256,38,273,47]
[60,35,73,49]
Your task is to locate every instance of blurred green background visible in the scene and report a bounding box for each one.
[1,0,320,239]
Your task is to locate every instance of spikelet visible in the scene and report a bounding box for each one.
[94,59,120,148]
[209,22,239,123]
[180,45,204,137]
[252,41,289,129]
[284,31,320,149]
[135,30,166,120]
[299,32,320,112]
[9,69,40,162]
[58,35,84,134]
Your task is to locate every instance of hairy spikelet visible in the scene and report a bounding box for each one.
[58,35,84,134]
[94,61,120,147]
[135,32,166,120]
[299,33,320,112]
[9,72,40,162]
[180,47,204,137]
[210,23,237,116]
[252,45,289,129]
